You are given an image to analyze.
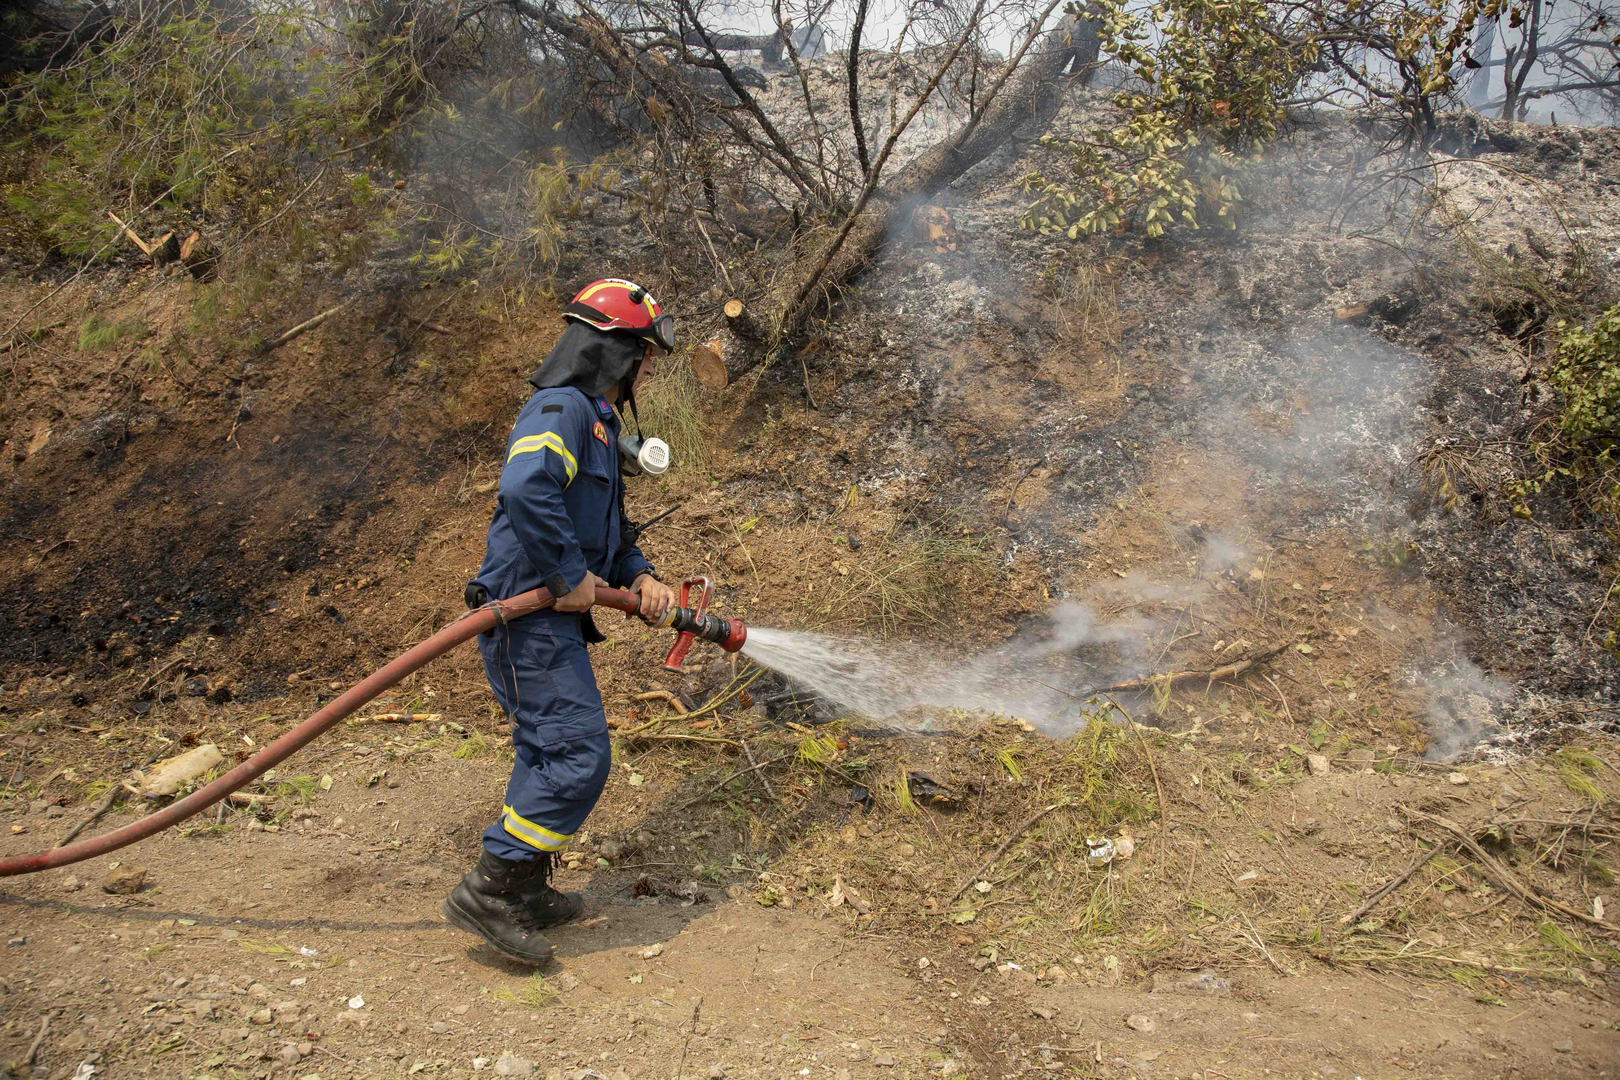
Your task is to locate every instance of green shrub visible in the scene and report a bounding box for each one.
[1021,0,1311,239]
[1548,304,1620,455]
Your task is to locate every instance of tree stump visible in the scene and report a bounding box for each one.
[179,232,218,282]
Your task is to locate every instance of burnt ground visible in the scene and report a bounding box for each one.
[3,78,1620,1080]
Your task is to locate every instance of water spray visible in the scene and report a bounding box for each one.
[0,579,747,878]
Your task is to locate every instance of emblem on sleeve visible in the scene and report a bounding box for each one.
[592,421,609,447]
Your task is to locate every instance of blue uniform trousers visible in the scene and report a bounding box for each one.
[477,617,612,861]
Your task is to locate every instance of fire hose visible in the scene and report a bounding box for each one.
[0,579,746,878]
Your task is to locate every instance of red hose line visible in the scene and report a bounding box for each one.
[0,584,642,878]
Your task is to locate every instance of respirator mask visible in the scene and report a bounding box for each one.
[617,432,670,476]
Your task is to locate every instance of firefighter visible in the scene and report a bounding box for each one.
[445,278,677,963]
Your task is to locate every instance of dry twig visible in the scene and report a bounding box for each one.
[1099,641,1294,694]
[1403,806,1620,932]
[57,785,125,847]
[947,803,1062,904]
[1339,842,1443,925]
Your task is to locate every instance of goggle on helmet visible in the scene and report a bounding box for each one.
[563,278,675,353]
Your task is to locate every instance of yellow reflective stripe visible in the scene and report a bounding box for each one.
[506,432,577,482]
[501,805,571,851]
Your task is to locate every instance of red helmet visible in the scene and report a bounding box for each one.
[563,278,675,353]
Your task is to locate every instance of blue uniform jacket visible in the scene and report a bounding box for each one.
[471,388,653,621]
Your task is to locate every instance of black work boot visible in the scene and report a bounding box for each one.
[520,852,585,929]
[442,851,559,964]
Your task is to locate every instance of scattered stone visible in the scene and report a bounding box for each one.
[640,943,664,959]
[553,972,581,992]
[1126,1014,1157,1034]
[430,1022,450,1034]
[917,957,931,969]
[1554,1039,1573,1053]
[474,1058,491,1071]
[249,1008,274,1026]
[939,1060,965,1078]
[452,1004,470,1016]
[1151,969,1231,997]
[1114,835,1136,860]
[873,1053,898,1067]
[598,839,625,862]
[278,1044,303,1066]
[6,936,25,947]
[971,956,994,972]
[708,1065,726,1079]
[103,866,147,894]
[44,805,65,818]
[348,995,365,1009]
[1031,1006,1056,1020]
[495,1053,537,1078]
[1306,754,1330,776]
[1447,772,1470,785]
[297,1042,312,1057]
[249,983,271,999]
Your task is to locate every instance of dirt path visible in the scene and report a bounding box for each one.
[4,741,1616,1080]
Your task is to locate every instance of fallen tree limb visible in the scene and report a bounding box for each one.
[257,302,350,355]
[1339,842,1443,925]
[693,4,1096,389]
[106,210,154,255]
[1403,806,1620,933]
[947,803,1062,904]
[1097,641,1295,694]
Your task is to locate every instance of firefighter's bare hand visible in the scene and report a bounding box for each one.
[631,574,675,622]
[554,573,605,613]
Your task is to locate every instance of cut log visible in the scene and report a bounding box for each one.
[697,11,1098,387]
[150,231,180,267]
[723,298,765,341]
[179,231,219,282]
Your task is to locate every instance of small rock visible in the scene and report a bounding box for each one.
[1306,754,1330,776]
[896,843,916,858]
[103,866,147,894]
[599,839,625,862]
[917,957,931,969]
[495,1053,537,1078]
[44,805,65,818]
[430,1021,450,1034]
[553,972,581,992]
[62,875,83,891]
[452,1004,470,1016]
[1114,835,1136,860]
[348,995,365,1009]
[1448,772,1470,786]
[939,1060,965,1078]
[474,1058,491,1072]
[873,1053,898,1067]
[971,956,994,971]
[708,1065,726,1079]
[1554,1039,1573,1053]
[249,1008,274,1025]
[1126,1014,1157,1034]
[6,936,25,947]
[1031,1006,1056,1020]
[278,1044,303,1066]
[640,943,664,959]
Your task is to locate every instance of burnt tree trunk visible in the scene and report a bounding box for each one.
[692,13,1098,389]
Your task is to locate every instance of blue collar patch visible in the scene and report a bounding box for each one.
[595,396,614,417]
